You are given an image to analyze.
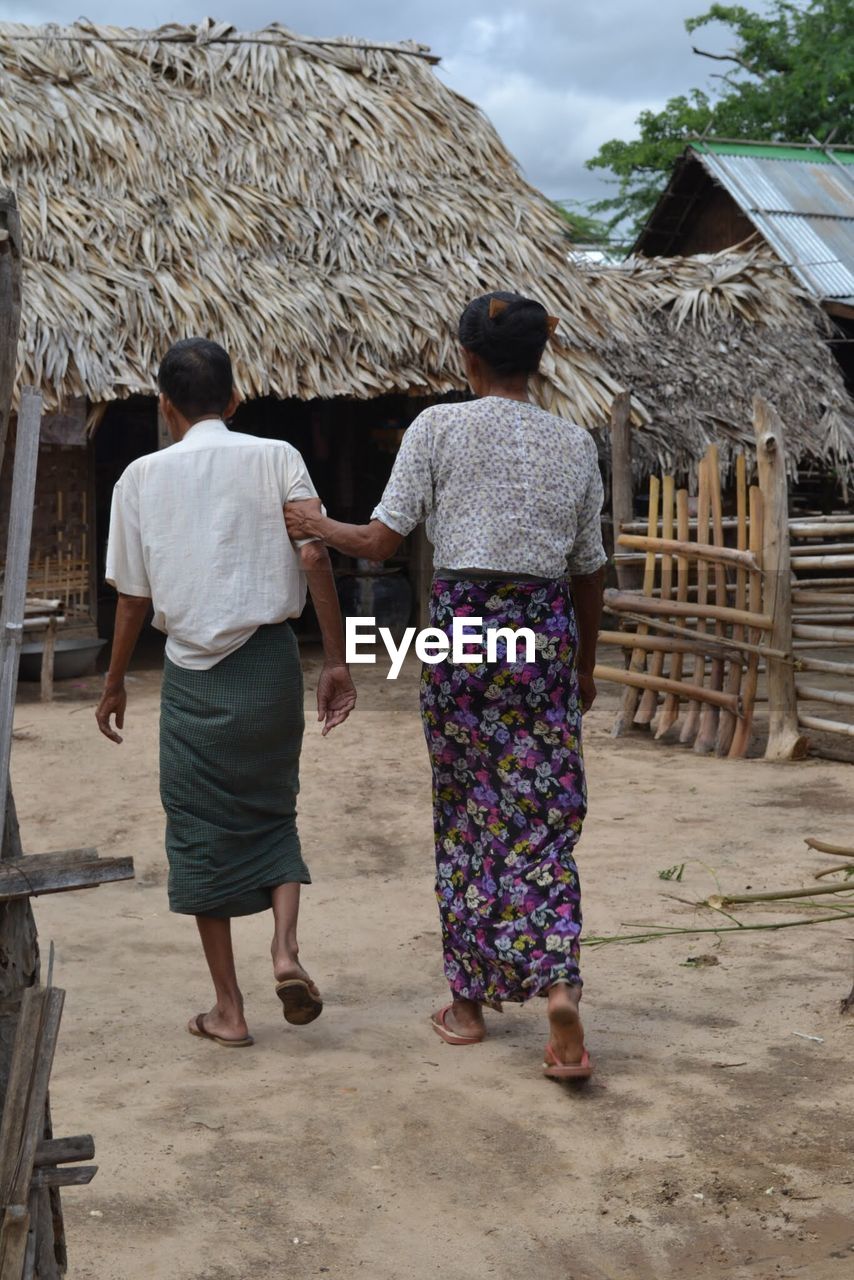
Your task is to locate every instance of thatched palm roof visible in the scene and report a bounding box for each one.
[581,241,854,479]
[0,20,852,480]
[0,18,603,410]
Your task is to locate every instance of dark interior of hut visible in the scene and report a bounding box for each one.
[93,392,445,651]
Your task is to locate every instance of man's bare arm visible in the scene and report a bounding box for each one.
[96,593,151,743]
[299,541,356,735]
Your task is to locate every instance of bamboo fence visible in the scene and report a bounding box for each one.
[599,395,854,760]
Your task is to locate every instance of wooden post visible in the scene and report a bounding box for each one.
[609,392,634,589]
[39,618,56,705]
[612,475,659,736]
[0,191,22,470]
[636,474,674,723]
[0,388,43,838]
[655,489,690,739]
[753,397,807,761]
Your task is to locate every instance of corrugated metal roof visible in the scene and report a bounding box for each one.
[692,142,854,306]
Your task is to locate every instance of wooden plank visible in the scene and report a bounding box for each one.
[0,387,43,838]
[595,664,741,713]
[34,1136,95,1168]
[753,398,807,762]
[0,855,135,902]
[604,590,771,631]
[0,990,44,1204]
[7,989,64,1206]
[0,1204,29,1280]
[30,1166,97,1191]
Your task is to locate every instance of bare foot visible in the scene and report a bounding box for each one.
[547,983,585,1064]
[272,948,321,997]
[188,1003,250,1043]
[432,997,486,1041]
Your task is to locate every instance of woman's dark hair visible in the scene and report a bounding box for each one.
[158,337,234,420]
[458,291,553,376]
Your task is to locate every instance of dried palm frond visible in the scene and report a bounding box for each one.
[0,20,851,481]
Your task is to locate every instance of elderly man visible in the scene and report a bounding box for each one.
[96,338,355,1047]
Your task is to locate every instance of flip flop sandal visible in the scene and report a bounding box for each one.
[542,1043,593,1080]
[430,1004,486,1046]
[188,1013,254,1048]
[276,979,323,1025]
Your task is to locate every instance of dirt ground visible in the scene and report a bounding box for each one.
[10,646,854,1280]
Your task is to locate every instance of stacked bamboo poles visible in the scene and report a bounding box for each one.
[790,512,854,742]
[598,445,767,758]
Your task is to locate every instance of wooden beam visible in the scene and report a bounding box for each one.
[0,190,22,470]
[796,683,854,708]
[792,623,854,643]
[791,554,854,570]
[609,392,634,591]
[0,854,134,902]
[795,656,854,678]
[31,1166,97,1191]
[602,607,782,659]
[34,1136,95,1168]
[753,398,807,762]
[612,476,659,736]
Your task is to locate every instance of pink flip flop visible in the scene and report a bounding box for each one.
[430,1004,486,1046]
[543,1042,593,1080]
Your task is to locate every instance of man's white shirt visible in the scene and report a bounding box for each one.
[106,418,319,670]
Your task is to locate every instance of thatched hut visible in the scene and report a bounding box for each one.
[0,21,852,637]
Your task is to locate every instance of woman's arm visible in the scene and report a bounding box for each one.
[570,567,605,713]
[286,499,402,562]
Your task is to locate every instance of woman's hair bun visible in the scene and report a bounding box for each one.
[459,291,554,376]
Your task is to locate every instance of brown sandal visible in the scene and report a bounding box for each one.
[188,1013,254,1048]
[275,979,323,1025]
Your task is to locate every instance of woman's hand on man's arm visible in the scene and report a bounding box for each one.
[285,499,402,561]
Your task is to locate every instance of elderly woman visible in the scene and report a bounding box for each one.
[286,291,606,1079]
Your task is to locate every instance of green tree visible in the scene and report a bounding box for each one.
[587,1,854,238]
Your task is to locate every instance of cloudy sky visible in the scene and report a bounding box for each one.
[0,0,766,206]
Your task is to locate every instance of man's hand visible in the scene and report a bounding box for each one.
[316,663,356,736]
[578,670,597,715]
[96,680,127,744]
[285,497,324,543]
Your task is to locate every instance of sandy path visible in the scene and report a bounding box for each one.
[10,652,854,1280]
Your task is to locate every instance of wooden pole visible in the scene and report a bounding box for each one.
[617,534,758,570]
[0,388,43,838]
[729,487,764,758]
[609,392,634,589]
[717,453,747,756]
[681,459,709,744]
[636,474,673,724]
[39,617,56,705]
[696,446,726,754]
[753,397,807,761]
[595,664,740,714]
[797,714,854,739]
[654,489,690,739]
[603,590,771,631]
[612,475,658,736]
